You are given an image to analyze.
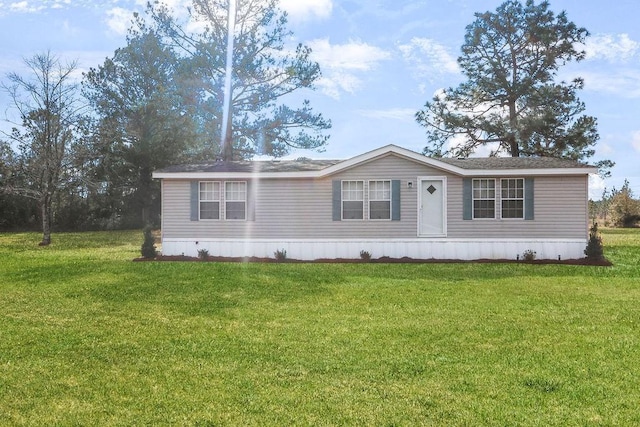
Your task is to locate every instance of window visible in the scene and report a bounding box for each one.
[199,181,220,220]
[342,180,364,220]
[369,180,391,220]
[225,181,246,220]
[472,179,495,219]
[501,178,524,219]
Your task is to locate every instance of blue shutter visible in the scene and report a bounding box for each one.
[462,178,472,220]
[391,180,401,221]
[332,180,341,221]
[524,178,534,220]
[190,181,199,221]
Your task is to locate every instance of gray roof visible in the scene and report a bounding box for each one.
[156,151,593,174]
[438,156,593,170]
[156,159,341,174]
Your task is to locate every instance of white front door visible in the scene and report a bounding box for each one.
[419,178,446,236]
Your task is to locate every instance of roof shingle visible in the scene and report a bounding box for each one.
[156,159,340,174]
[438,156,593,170]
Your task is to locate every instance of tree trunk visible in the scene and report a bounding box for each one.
[139,166,152,226]
[222,116,234,161]
[509,135,520,157]
[508,98,520,157]
[40,194,52,246]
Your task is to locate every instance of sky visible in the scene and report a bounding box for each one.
[1,0,639,199]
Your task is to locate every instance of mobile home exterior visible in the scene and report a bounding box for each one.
[152,145,597,260]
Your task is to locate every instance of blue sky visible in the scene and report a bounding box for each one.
[1,0,639,199]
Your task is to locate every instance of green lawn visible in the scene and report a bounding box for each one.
[1,229,639,426]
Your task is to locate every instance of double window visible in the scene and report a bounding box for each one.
[472,179,496,219]
[341,180,392,220]
[501,179,524,219]
[225,181,247,220]
[369,180,391,220]
[199,182,220,220]
[472,178,525,219]
[199,181,246,220]
[342,180,364,220]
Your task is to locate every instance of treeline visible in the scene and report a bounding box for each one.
[590,180,640,228]
[0,1,330,241]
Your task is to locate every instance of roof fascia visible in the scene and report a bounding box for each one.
[462,167,598,176]
[152,171,320,179]
[316,144,468,176]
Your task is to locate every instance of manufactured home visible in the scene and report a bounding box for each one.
[152,145,597,260]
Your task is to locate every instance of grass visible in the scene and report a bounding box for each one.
[0,229,639,425]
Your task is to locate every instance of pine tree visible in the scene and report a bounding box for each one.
[416,0,609,173]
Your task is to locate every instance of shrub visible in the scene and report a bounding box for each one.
[521,249,536,262]
[197,248,209,260]
[141,226,157,259]
[608,180,640,228]
[584,222,605,260]
[359,250,372,262]
[274,249,287,262]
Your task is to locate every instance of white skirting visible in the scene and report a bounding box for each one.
[160,238,587,261]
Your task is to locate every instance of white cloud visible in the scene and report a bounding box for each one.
[62,49,113,79]
[444,133,502,158]
[60,19,80,37]
[632,131,640,153]
[145,0,191,16]
[105,0,192,36]
[581,69,640,98]
[105,7,134,36]
[589,174,606,199]
[399,37,460,80]
[358,108,416,122]
[444,134,468,155]
[0,56,26,78]
[598,143,614,155]
[279,0,332,21]
[0,0,85,16]
[310,38,390,71]
[315,72,362,99]
[9,1,44,13]
[9,1,27,11]
[51,0,70,9]
[153,0,190,9]
[584,33,639,62]
[308,38,391,99]
[3,0,76,14]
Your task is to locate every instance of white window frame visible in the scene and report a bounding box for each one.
[500,178,525,219]
[342,180,364,220]
[472,178,496,220]
[368,180,391,220]
[224,181,247,221]
[199,181,221,220]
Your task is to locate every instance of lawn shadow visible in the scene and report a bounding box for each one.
[87,262,336,317]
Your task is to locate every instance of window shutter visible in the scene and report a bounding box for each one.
[391,180,401,221]
[190,181,199,221]
[247,180,256,221]
[332,180,341,221]
[462,178,472,220]
[524,177,534,220]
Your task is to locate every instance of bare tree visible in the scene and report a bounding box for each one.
[1,52,84,245]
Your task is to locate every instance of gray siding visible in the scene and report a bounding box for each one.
[447,175,588,239]
[160,154,589,240]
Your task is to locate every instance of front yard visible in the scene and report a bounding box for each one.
[1,229,639,425]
